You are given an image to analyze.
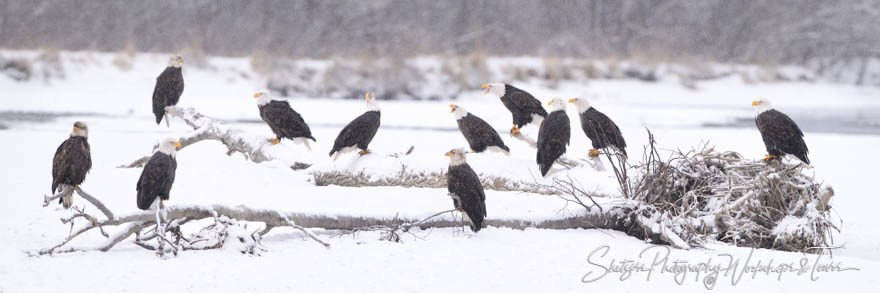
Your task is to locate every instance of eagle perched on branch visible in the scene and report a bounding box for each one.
[449,104,510,155]
[482,83,547,135]
[151,56,185,125]
[752,99,809,164]
[253,92,316,150]
[51,121,92,208]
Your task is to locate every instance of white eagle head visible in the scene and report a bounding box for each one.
[547,98,568,112]
[751,99,773,114]
[449,104,469,120]
[568,97,592,114]
[253,92,272,106]
[480,83,506,97]
[158,137,182,156]
[364,92,379,112]
[445,148,468,166]
[168,55,184,68]
[71,121,89,138]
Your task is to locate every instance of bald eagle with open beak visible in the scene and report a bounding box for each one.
[329,93,381,161]
[449,104,510,155]
[151,56,185,126]
[481,83,547,135]
[51,121,92,208]
[568,98,627,158]
[752,99,809,164]
[536,99,571,177]
[446,148,486,232]
[253,92,316,151]
[136,138,181,211]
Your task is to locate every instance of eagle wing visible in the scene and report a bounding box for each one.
[459,114,508,153]
[756,109,809,163]
[260,100,313,139]
[537,111,571,176]
[51,137,92,194]
[151,67,184,124]
[447,164,487,231]
[136,153,177,210]
[330,111,380,154]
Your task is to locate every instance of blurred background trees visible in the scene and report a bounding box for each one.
[1,0,876,64]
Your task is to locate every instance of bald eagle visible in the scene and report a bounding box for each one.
[136,138,181,211]
[753,100,809,164]
[482,83,547,135]
[449,104,510,155]
[446,148,487,232]
[151,56,185,125]
[537,99,571,177]
[568,98,627,158]
[51,121,92,209]
[329,93,381,161]
[253,92,316,150]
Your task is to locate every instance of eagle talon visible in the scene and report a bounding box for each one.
[761,154,778,162]
[588,149,600,157]
[358,149,372,156]
[510,126,520,136]
[267,138,281,145]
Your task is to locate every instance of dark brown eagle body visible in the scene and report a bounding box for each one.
[500,84,547,128]
[136,152,177,210]
[537,110,570,176]
[756,109,809,164]
[52,135,91,208]
[329,110,381,156]
[578,107,627,156]
[447,162,487,232]
[259,100,316,142]
[151,66,184,124]
[456,113,509,153]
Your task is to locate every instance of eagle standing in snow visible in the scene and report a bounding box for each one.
[537,99,571,177]
[329,93,381,161]
[446,148,487,232]
[51,121,92,209]
[151,56,185,125]
[136,138,181,211]
[752,99,809,164]
[449,104,510,155]
[253,92,316,150]
[482,83,548,135]
[568,98,627,158]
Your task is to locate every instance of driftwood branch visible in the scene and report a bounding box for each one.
[119,106,312,169]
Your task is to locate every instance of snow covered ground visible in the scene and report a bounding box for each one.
[1,52,878,292]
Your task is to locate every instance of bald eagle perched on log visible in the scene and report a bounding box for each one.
[446,148,487,232]
[151,56,185,125]
[537,99,571,177]
[136,138,181,211]
[753,99,809,164]
[329,93,381,161]
[482,83,547,135]
[449,104,510,155]
[568,98,627,158]
[51,121,92,208]
[253,92,316,150]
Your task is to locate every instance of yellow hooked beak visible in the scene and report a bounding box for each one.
[751,100,760,106]
[445,151,454,157]
[173,141,182,148]
[365,92,370,100]
[253,93,261,98]
[481,84,490,94]
[568,98,577,103]
[73,126,79,132]
[449,104,457,113]
[547,100,554,105]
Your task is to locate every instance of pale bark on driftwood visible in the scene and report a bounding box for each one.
[119,106,310,168]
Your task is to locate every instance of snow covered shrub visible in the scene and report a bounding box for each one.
[629,142,836,252]
[0,57,32,81]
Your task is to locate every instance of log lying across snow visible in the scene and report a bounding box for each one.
[68,107,835,256]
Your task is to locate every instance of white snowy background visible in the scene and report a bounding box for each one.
[0,51,878,292]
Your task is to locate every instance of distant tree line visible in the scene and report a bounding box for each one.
[1,0,877,65]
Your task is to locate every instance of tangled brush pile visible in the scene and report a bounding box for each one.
[629,139,837,252]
